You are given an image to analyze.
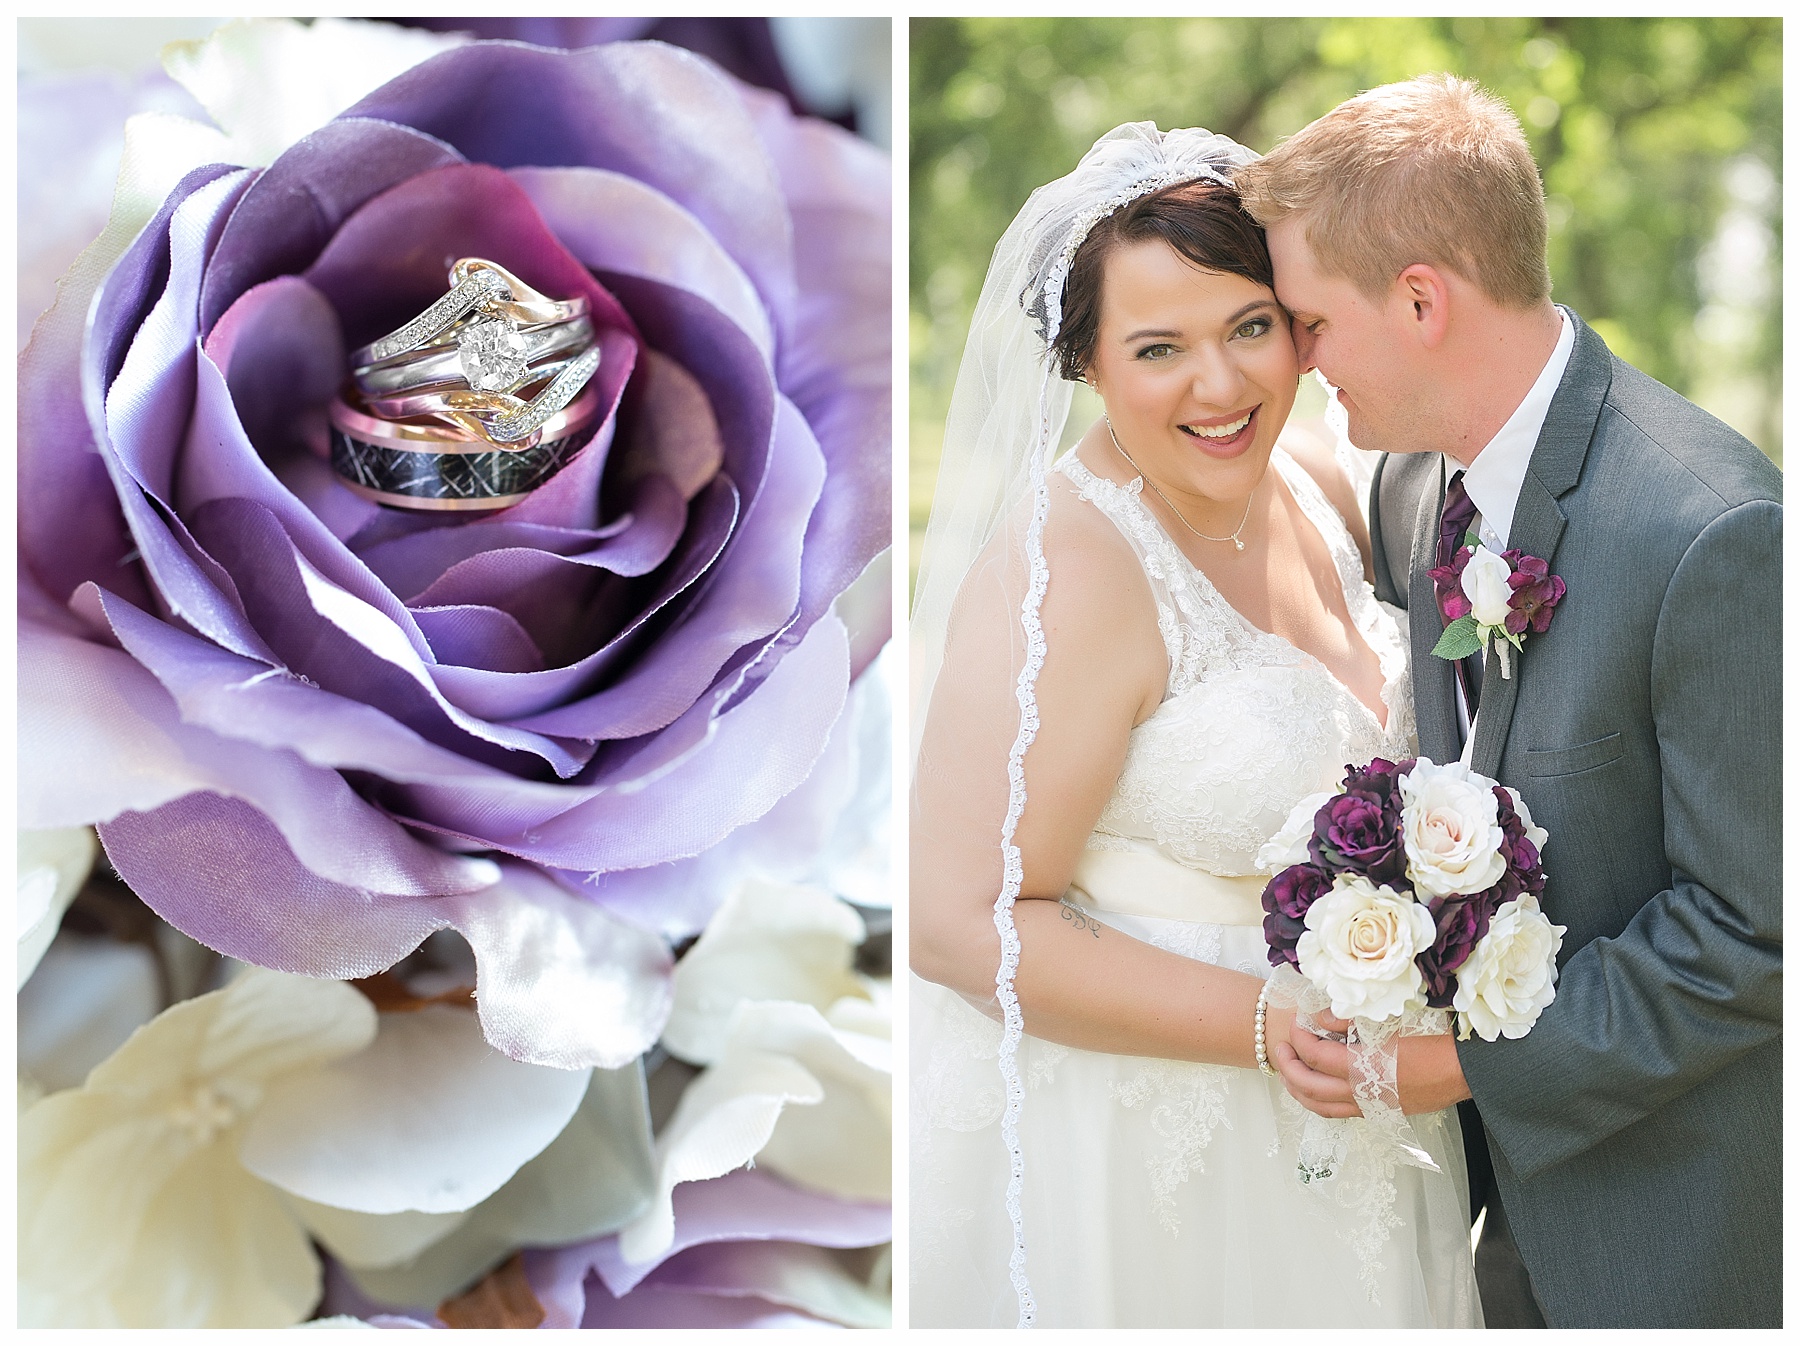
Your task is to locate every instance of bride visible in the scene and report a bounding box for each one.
[909,124,1482,1328]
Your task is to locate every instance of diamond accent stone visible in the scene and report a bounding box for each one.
[457,316,532,392]
[366,268,509,363]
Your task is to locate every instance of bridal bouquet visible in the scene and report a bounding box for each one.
[1258,756,1564,1042]
[19,18,891,1329]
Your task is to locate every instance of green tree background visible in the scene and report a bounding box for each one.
[910,17,1782,583]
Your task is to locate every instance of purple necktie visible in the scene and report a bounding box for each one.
[1437,471,1483,715]
[1437,471,1477,570]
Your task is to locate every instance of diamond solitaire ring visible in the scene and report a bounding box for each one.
[352,314,594,398]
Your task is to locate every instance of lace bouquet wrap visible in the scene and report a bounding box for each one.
[1256,756,1564,1202]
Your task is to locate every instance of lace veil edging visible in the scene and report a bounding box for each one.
[910,123,1255,1328]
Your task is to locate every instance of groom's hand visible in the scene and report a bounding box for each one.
[1275,1014,1474,1117]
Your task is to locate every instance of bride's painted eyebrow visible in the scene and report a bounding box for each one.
[1120,301,1277,344]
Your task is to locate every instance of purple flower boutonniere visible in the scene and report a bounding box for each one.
[1427,533,1566,679]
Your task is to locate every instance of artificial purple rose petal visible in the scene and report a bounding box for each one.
[202,274,345,475]
[99,792,454,979]
[578,1284,827,1329]
[186,495,588,776]
[20,160,236,611]
[524,1167,890,1326]
[511,166,774,361]
[32,602,498,901]
[420,613,849,873]
[740,87,893,645]
[410,605,546,674]
[344,42,798,326]
[421,475,739,725]
[512,399,820,741]
[195,117,467,337]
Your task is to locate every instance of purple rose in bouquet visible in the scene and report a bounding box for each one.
[19,35,891,1072]
[1307,756,1411,885]
[1260,864,1333,970]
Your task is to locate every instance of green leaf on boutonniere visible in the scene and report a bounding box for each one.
[1463,529,1483,551]
[1433,616,1484,661]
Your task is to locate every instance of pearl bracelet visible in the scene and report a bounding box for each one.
[1254,980,1277,1077]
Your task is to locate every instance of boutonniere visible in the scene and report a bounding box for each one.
[1428,533,1566,679]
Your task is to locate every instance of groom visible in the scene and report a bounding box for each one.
[1237,75,1781,1328]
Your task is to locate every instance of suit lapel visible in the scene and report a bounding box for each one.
[1408,456,1461,766]
[1467,312,1611,778]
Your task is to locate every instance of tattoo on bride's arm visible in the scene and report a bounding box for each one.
[1059,894,1102,938]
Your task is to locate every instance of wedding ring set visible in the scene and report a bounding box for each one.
[329,259,603,511]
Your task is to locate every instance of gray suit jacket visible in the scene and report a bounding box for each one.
[1370,314,1781,1328]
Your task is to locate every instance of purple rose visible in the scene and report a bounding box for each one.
[19,38,890,1071]
[1416,893,1494,1009]
[1502,549,1566,636]
[1262,864,1333,968]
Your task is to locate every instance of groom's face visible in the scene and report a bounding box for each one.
[1265,218,1436,456]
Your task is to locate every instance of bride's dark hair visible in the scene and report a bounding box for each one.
[1052,180,1274,382]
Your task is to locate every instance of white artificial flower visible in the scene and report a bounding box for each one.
[1295,875,1437,1021]
[1255,790,1335,872]
[20,969,376,1327]
[662,878,867,1065]
[1399,757,1507,898]
[240,1004,590,1214]
[1500,786,1550,852]
[1460,545,1515,627]
[20,966,640,1326]
[619,997,891,1266]
[18,826,97,987]
[323,1063,655,1310]
[1454,895,1566,1042]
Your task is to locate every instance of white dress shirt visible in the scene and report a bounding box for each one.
[1453,307,1575,738]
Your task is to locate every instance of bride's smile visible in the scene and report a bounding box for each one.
[1088,238,1299,528]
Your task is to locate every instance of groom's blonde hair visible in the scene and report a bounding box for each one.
[1235,74,1551,308]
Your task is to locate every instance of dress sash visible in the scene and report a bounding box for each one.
[1066,843,1266,927]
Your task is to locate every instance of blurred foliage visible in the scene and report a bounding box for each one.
[910,17,1782,578]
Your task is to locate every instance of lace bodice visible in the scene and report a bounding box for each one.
[1058,448,1415,876]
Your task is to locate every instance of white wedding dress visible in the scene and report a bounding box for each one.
[911,447,1482,1328]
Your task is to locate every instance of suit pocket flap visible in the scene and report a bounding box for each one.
[1522,732,1623,778]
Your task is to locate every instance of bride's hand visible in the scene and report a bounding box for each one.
[1272,1015,1361,1119]
[1275,1019,1474,1117]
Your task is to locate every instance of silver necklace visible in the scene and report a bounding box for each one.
[1105,417,1254,552]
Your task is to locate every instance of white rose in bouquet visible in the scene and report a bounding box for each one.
[1453,895,1566,1041]
[1254,790,1335,873]
[1399,758,1507,898]
[1295,875,1437,1021]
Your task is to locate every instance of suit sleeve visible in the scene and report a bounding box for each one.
[1458,499,1783,1177]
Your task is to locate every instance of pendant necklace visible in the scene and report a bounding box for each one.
[1106,417,1255,552]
